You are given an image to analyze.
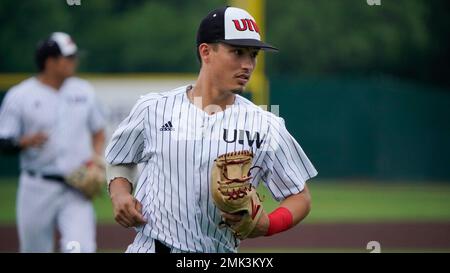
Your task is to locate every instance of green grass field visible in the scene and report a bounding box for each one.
[1,177,450,224]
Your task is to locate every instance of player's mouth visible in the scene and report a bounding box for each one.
[235,73,250,85]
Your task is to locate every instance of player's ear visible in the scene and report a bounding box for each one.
[199,43,213,64]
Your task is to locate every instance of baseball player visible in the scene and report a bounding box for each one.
[0,32,106,252]
[106,6,317,253]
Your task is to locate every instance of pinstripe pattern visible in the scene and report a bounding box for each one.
[105,85,317,253]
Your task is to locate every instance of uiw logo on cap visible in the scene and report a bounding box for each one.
[196,6,278,51]
[232,19,260,33]
[224,7,261,41]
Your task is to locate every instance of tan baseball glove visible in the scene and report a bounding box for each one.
[65,155,106,199]
[211,150,263,240]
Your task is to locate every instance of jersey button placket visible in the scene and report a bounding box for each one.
[200,115,208,139]
[193,114,205,211]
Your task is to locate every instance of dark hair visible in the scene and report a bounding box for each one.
[35,38,62,72]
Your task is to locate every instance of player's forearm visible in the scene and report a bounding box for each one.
[109,177,133,196]
[92,129,105,156]
[264,184,311,236]
[278,184,311,226]
[1,132,48,153]
[106,163,138,193]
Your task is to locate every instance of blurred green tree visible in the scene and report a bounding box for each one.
[0,0,449,88]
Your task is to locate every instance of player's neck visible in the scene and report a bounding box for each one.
[191,74,236,115]
[37,72,66,91]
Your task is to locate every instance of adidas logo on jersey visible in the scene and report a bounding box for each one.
[160,121,175,131]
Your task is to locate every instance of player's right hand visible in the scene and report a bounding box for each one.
[109,178,146,228]
[19,132,48,149]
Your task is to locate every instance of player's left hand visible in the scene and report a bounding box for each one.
[221,210,270,238]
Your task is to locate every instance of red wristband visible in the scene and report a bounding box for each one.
[265,207,293,236]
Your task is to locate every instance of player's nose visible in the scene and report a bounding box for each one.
[241,53,255,71]
[241,62,254,74]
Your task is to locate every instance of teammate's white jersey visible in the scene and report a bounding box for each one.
[105,85,317,253]
[0,76,106,252]
[0,77,106,176]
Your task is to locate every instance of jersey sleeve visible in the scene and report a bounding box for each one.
[261,116,318,201]
[105,97,148,165]
[88,94,107,133]
[0,88,22,140]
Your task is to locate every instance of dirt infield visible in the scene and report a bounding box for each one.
[1,222,449,252]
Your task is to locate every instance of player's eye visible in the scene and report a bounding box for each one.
[251,51,259,58]
[233,49,244,56]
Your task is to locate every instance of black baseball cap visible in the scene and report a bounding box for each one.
[35,32,78,70]
[196,6,278,51]
[36,32,78,58]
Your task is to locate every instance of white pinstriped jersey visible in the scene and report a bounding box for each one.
[105,85,317,253]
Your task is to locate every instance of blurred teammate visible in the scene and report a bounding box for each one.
[106,6,317,253]
[0,32,106,252]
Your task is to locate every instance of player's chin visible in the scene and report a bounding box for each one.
[230,82,247,94]
[63,71,76,79]
[231,86,245,95]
